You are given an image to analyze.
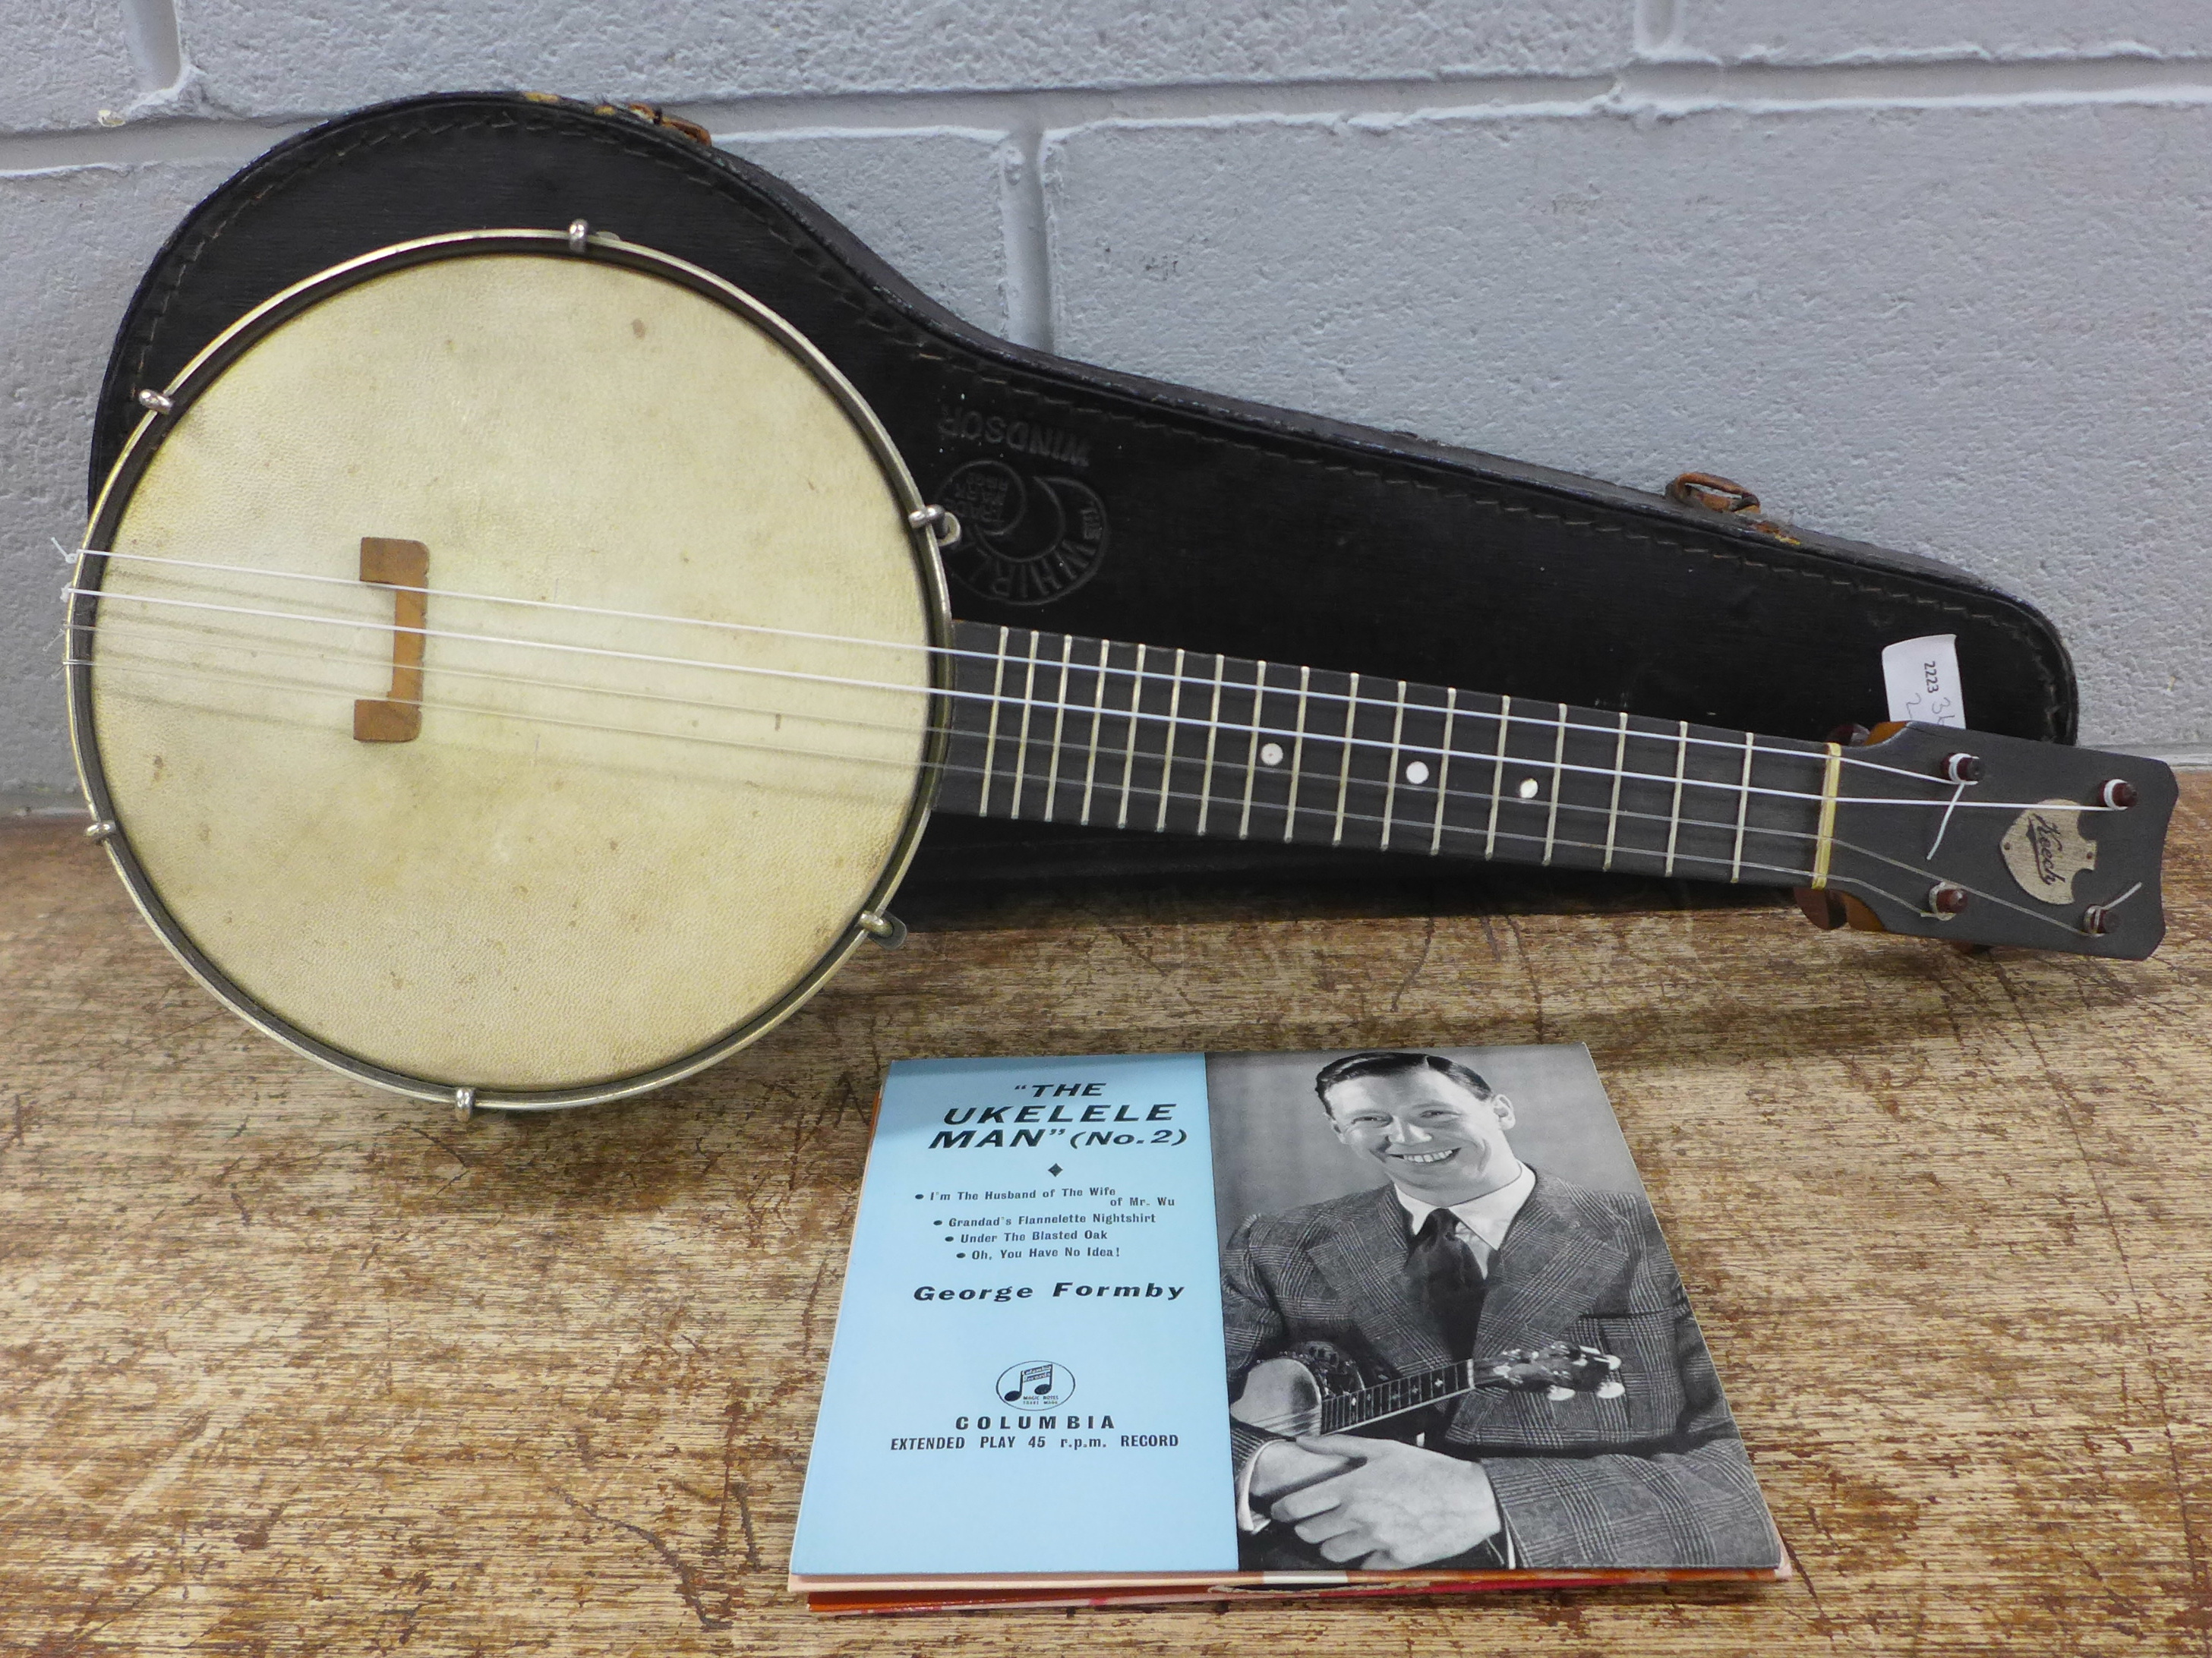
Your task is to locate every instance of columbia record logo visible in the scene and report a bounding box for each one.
[936,459,1109,607]
[996,1360,1074,1408]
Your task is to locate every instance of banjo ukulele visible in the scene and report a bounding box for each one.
[1233,1338,1625,1439]
[66,230,2178,1111]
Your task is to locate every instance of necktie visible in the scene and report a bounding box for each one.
[1409,1209,1487,1361]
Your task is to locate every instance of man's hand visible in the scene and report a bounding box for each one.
[1248,1437,1357,1506]
[1266,1435,1502,1569]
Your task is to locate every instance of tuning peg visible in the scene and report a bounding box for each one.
[1929,883,1970,917]
[1546,1385,1575,1403]
[1596,1379,1626,1399]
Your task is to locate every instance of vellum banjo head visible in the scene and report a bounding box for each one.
[71,232,951,1108]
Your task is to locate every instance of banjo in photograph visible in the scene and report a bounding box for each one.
[67,230,2177,1111]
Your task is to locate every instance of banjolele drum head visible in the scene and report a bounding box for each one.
[71,232,952,1109]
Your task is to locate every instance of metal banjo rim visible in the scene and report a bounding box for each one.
[67,227,957,1112]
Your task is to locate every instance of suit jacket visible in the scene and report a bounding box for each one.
[1221,1171,1780,1569]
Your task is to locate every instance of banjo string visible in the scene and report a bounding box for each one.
[66,581,2100,821]
[73,548,1984,798]
[69,645,1831,870]
[69,642,2103,938]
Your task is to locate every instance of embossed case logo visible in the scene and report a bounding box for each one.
[937,459,1109,607]
[2000,799,2098,903]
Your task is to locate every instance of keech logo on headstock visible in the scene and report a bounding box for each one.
[2000,799,2098,903]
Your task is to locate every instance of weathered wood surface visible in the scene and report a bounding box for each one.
[5,778,2210,1656]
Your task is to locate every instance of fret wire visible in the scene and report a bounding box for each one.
[959,736,1891,905]
[1380,680,1408,852]
[949,626,1885,793]
[1040,632,1074,821]
[1730,730,1756,883]
[1427,689,1458,857]
[1115,643,1147,831]
[955,625,2014,829]
[1078,635,1109,826]
[1238,659,1267,840]
[1541,702,1568,866]
[1051,683,1954,815]
[1330,670,1360,846]
[1664,720,1689,877]
[1283,665,1313,845]
[977,685,1822,888]
[979,624,1011,818]
[968,667,1849,844]
[975,627,1933,790]
[1194,654,1226,838]
[1603,710,1628,872]
[1313,1356,1498,1431]
[1484,695,1511,859]
[1084,753,1823,882]
[1008,629,1043,818]
[1489,735,1865,812]
[911,650,1813,862]
[1154,648,1187,834]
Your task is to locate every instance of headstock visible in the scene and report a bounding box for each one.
[1816,723,2175,959]
[1477,1341,1625,1403]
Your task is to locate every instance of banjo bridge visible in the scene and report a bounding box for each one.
[352,536,428,743]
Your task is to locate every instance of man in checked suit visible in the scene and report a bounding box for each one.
[1223,1050,1779,1571]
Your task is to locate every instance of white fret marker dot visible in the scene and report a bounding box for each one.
[1260,742,1285,767]
[1518,777,1541,799]
[1404,761,1431,786]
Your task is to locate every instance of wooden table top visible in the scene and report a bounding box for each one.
[6,777,2209,1655]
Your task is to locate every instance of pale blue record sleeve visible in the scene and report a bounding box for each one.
[791,1052,1239,1576]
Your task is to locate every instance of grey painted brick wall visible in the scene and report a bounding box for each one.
[174,1,1632,110]
[1670,1,2212,62]
[4,1,2209,801]
[2,3,142,132]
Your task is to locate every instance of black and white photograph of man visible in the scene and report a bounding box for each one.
[1209,1046,1781,1573]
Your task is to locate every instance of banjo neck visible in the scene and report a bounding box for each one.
[932,619,2173,957]
[1318,1356,1504,1435]
[938,619,1823,889]
[1232,1338,1628,1441]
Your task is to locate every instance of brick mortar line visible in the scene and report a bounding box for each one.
[9,52,2212,172]
[118,0,184,95]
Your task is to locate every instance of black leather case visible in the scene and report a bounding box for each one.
[91,92,2077,898]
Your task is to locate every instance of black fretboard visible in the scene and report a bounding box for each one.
[932,622,1833,889]
[1318,1360,1479,1433]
